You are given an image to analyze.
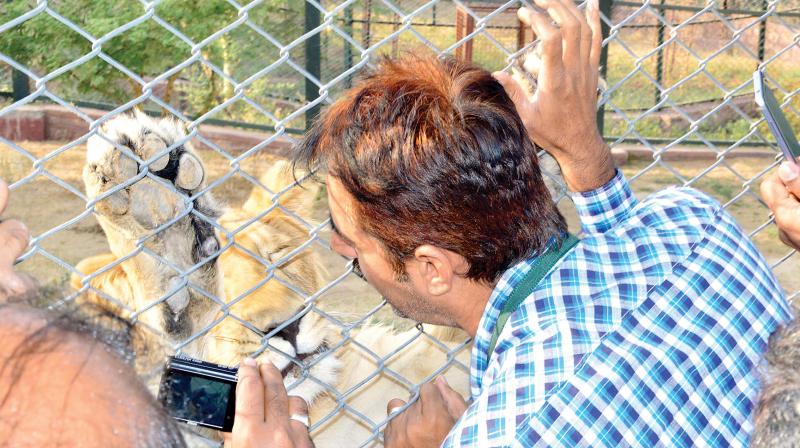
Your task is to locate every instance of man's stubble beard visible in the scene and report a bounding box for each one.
[383,276,456,326]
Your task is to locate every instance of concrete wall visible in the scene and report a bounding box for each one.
[0,104,295,157]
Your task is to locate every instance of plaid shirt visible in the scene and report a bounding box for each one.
[442,170,792,447]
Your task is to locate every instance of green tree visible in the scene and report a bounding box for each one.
[0,0,301,117]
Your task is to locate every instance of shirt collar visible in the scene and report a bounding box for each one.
[468,234,560,396]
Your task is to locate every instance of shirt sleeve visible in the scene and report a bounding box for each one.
[569,169,638,235]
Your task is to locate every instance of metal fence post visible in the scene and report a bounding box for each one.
[343,6,354,88]
[305,0,322,128]
[363,0,372,48]
[11,69,29,101]
[655,0,665,107]
[597,0,613,136]
[758,0,768,62]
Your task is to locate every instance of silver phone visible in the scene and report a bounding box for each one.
[753,70,800,165]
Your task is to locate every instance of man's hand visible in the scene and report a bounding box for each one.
[223,358,313,448]
[761,160,800,251]
[384,376,467,448]
[0,178,36,303]
[493,0,615,192]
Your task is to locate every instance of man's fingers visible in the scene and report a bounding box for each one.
[778,229,800,251]
[519,7,563,82]
[492,72,530,110]
[288,395,311,437]
[259,360,290,422]
[761,171,789,210]
[434,376,468,419]
[221,431,232,447]
[235,358,265,421]
[418,381,447,418]
[387,397,407,416]
[0,219,30,266]
[532,0,584,67]
[778,161,800,198]
[773,200,800,237]
[0,178,8,215]
[587,0,603,72]
[761,171,800,243]
[0,271,37,303]
[384,398,407,448]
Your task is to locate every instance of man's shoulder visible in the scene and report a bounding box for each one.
[634,185,723,223]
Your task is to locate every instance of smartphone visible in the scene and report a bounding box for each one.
[753,70,800,165]
[158,355,238,432]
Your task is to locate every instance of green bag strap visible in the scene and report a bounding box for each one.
[486,233,580,357]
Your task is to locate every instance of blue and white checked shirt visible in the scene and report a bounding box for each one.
[442,169,792,447]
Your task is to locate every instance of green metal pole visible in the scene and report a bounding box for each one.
[343,6,353,88]
[655,0,665,107]
[758,0,768,62]
[12,69,29,101]
[304,1,322,128]
[596,0,613,137]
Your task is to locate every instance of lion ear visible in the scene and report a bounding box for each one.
[242,159,322,222]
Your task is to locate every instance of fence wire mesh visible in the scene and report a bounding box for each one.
[0,0,798,446]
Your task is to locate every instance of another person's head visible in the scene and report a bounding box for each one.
[0,301,186,447]
[295,55,566,325]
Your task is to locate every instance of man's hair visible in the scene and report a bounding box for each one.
[0,300,187,448]
[295,55,567,283]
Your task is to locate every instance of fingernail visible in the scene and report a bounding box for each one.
[779,162,799,182]
[436,375,449,386]
[243,357,257,367]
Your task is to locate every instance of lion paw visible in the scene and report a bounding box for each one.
[84,110,220,259]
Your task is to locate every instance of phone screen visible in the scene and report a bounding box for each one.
[159,369,236,430]
[754,71,800,162]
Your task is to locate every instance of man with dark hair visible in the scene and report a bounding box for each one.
[0,179,311,447]
[291,0,792,446]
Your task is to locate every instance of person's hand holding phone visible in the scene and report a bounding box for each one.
[761,159,800,251]
[0,178,37,303]
[223,358,313,448]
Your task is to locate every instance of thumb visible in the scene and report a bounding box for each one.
[778,161,800,198]
[434,376,467,419]
[493,71,529,112]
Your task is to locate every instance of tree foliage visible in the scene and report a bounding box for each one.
[0,0,303,119]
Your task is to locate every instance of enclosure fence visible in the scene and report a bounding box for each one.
[0,0,798,447]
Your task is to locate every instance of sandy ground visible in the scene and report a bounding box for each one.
[0,140,797,320]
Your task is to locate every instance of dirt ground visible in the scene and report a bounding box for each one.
[0,140,797,322]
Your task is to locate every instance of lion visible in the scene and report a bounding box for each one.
[71,110,469,446]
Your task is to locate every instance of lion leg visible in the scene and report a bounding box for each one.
[71,253,134,318]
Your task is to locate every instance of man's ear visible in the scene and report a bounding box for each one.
[411,245,468,297]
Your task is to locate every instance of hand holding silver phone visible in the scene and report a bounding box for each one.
[753,70,800,165]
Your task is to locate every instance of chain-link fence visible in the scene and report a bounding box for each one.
[0,0,798,447]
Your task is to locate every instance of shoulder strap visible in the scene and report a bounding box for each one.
[486,233,580,356]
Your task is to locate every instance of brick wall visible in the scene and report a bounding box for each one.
[0,104,294,157]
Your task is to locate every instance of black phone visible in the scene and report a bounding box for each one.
[754,70,800,165]
[158,355,238,432]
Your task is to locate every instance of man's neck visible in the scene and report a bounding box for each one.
[448,279,496,338]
